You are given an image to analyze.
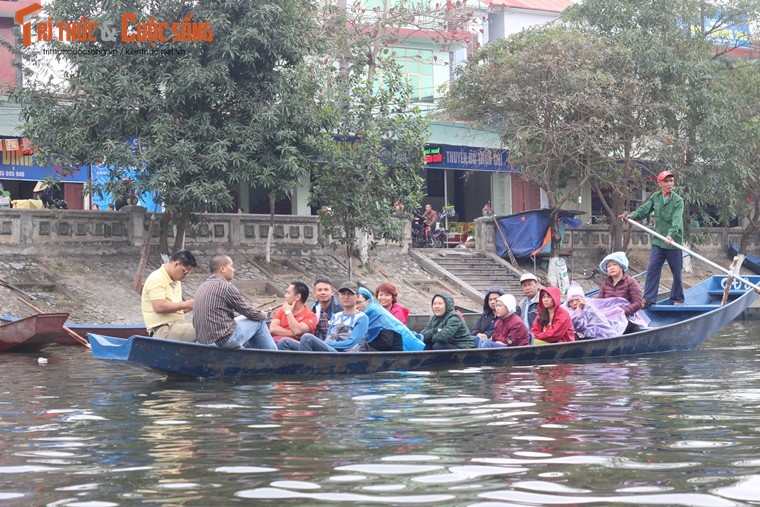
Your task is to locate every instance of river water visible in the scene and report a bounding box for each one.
[2,321,760,506]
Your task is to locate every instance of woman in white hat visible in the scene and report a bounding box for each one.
[596,252,650,332]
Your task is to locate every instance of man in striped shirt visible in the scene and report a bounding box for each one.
[193,254,277,349]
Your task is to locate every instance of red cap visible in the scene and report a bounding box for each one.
[657,170,675,183]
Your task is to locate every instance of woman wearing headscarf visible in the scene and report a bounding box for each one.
[479,294,530,348]
[356,287,425,351]
[471,286,505,344]
[530,287,575,344]
[596,252,650,332]
[420,292,474,350]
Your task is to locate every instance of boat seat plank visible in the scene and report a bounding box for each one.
[707,290,746,297]
[647,304,720,312]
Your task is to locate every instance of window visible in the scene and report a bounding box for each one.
[394,48,435,102]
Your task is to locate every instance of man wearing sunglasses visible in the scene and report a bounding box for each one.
[141,249,197,341]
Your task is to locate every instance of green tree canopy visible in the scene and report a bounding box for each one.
[12,0,327,253]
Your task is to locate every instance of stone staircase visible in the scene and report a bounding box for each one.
[410,249,525,301]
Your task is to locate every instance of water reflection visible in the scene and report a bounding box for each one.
[1,323,760,504]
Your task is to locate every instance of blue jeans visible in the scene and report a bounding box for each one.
[643,245,684,304]
[221,316,277,350]
[478,339,507,348]
[277,334,336,352]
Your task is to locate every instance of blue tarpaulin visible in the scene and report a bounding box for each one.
[495,209,583,258]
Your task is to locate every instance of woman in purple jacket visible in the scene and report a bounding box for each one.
[596,252,650,331]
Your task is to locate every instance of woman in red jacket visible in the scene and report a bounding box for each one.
[530,287,575,344]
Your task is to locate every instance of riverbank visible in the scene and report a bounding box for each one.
[1,247,757,323]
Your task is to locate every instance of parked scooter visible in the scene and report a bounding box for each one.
[412,211,448,248]
[412,213,434,248]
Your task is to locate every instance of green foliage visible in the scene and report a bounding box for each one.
[310,59,426,267]
[11,0,326,250]
[446,26,631,253]
[682,63,760,239]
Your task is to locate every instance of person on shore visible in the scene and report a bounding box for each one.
[530,287,575,344]
[423,204,438,229]
[269,281,318,342]
[479,294,530,348]
[374,282,409,324]
[471,286,504,345]
[140,249,197,341]
[356,287,425,351]
[311,277,343,340]
[193,255,277,349]
[517,273,541,329]
[420,292,474,350]
[278,282,368,352]
[622,170,684,306]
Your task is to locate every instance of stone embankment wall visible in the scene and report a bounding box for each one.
[0,207,758,261]
[475,218,760,268]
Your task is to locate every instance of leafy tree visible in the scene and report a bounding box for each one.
[683,63,760,257]
[310,58,427,280]
[11,0,326,257]
[445,27,629,255]
[563,0,760,250]
[307,0,469,277]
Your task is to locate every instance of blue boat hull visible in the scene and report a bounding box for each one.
[88,275,760,378]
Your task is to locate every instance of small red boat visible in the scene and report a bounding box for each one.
[0,313,70,353]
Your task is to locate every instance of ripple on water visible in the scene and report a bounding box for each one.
[213,466,278,473]
[236,487,455,503]
[713,475,760,502]
[413,466,529,484]
[0,493,25,500]
[478,489,738,506]
[270,481,320,490]
[335,464,443,475]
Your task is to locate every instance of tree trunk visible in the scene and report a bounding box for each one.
[172,206,192,253]
[133,211,156,294]
[346,243,353,281]
[266,191,276,264]
[159,209,171,256]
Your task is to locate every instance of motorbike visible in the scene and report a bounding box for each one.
[412,212,448,248]
[412,213,434,248]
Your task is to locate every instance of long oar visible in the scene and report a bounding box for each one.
[626,218,760,293]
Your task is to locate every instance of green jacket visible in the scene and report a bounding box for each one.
[420,292,474,349]
[630,190,684,249]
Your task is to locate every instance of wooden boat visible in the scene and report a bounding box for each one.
[0,316,146,344]
[729,242,760,275]
[87,275,760,378]
[0,313,70,353]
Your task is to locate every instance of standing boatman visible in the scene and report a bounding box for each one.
[622,170,684,307]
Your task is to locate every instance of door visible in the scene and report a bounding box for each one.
[510,175,540,213]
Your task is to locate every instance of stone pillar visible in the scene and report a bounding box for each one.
[291,179,311,216]
[126,206,147,246]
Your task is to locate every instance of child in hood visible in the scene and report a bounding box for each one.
[479,294,530,348]
[530,287,575,344]
[563,282,622,340]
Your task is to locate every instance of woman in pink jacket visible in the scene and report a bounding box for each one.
[530,287,575,344]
